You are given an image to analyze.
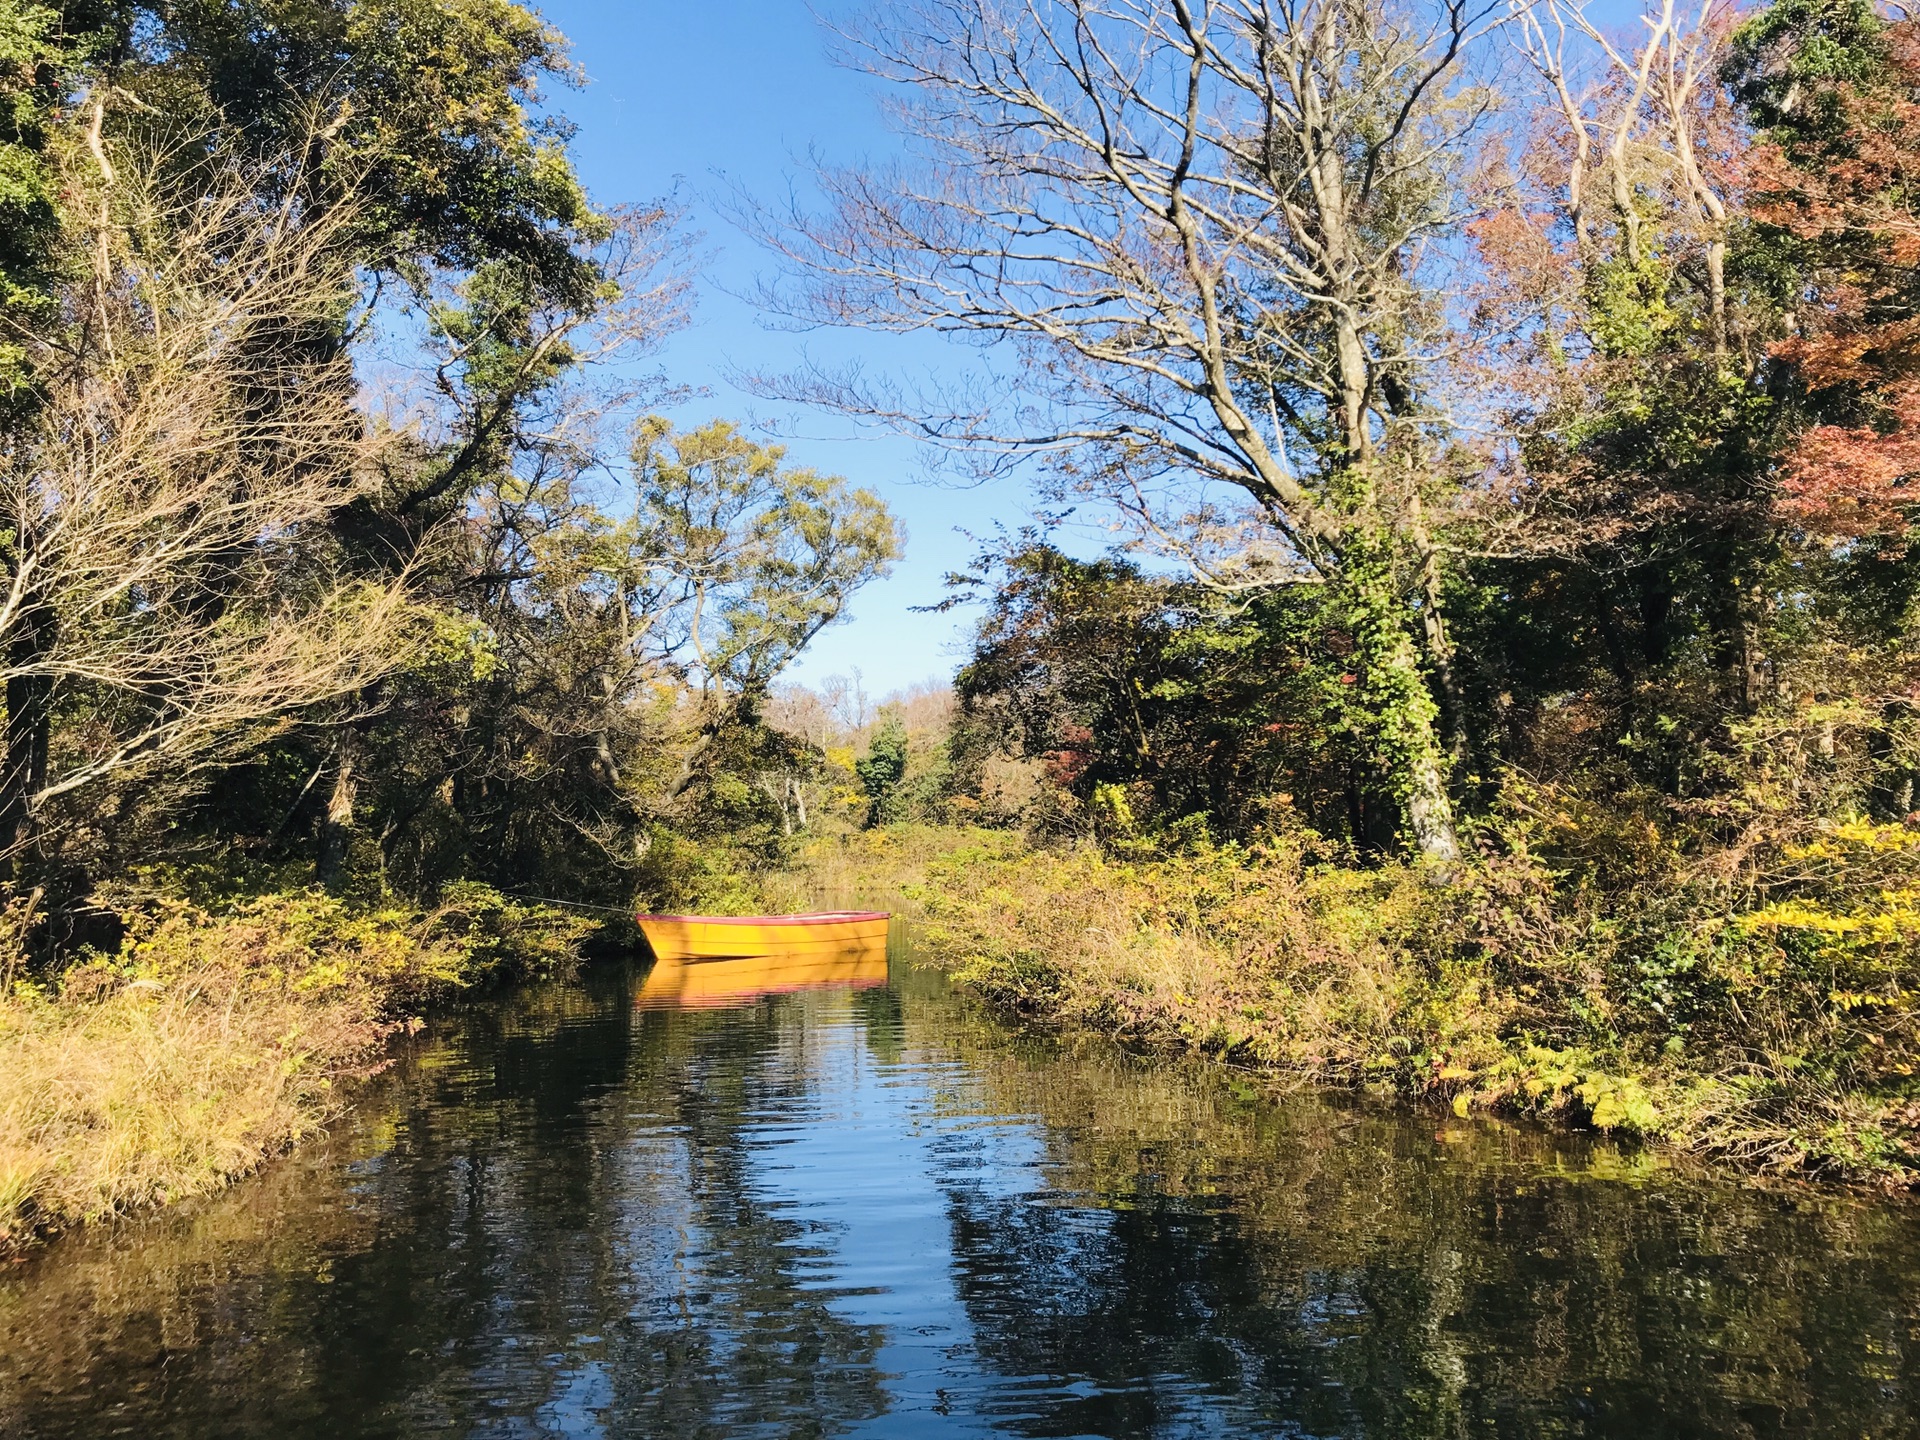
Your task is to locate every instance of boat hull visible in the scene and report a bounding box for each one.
[634,910,891,962]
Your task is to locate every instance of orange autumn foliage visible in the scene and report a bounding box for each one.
[1757,19,1920,537]
[1779,381,1920,538]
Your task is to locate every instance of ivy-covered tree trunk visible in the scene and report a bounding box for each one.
[1408,496,1467,760]
[1346,541,1461,867]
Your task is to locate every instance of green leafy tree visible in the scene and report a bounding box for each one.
[854,713,910,829]
[631,418,900,697]
[0,0,66,405]
[278,416,901,903]
[951,541,1376,843]
[0,0,643,898]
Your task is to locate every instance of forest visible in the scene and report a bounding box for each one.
[5,0,1920,1258]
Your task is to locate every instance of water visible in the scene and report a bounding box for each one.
[3,953,1918,1438]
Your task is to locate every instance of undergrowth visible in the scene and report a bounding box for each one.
[0,882,590,1257]
[807,814,1920,1188]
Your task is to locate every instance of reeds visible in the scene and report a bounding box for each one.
[0,966,384,1255]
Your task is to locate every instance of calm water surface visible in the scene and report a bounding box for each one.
[3,952,1919,1438]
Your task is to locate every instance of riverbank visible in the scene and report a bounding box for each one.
[0,884,589,1258]
[10,933,1916,1438]
[12,816,1908,1262]
[784,824,1920,1188]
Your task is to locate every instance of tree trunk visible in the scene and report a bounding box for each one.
[316,727,361,887]
[591,669,622,788]
[1409,501,1466,761]
[1348,542,1462,868]
[1869,702,1916,820]
[0,600,56,874]
[1738,584,1771,713]
[1636,568,1673,667]
[1725,510,1778,714]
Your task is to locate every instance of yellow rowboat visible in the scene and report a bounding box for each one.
[633,910,890,963]
[632,911,893,1011]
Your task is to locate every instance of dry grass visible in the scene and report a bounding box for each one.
[0,967,387,1254]
[876,828,1460,1076]
[757,825,978,917]
[773,825,1464,1077]
[0,883,590,1256]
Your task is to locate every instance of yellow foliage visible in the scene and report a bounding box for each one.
[1737,892,1920,943]
[1,884,589,1256]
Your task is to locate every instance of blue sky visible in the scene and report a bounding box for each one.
[537,0,1037,696]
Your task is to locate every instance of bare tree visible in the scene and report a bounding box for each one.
[745,0,1506,863]
[767,684,840,752]
[0,137,418,869]
[1512,0,1736,351]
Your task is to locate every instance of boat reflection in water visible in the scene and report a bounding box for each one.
[632,910,890,1010]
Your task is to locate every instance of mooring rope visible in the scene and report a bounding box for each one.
[487,890,636,918]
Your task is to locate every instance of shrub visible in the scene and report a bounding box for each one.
[867,812,1920,1185]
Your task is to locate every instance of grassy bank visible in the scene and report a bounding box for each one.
[789,823,1920,1188]
[0,884,589,1258]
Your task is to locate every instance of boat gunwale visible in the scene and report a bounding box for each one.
[633,911,890,927]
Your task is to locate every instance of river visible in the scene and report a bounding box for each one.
[2,949,1917,1437]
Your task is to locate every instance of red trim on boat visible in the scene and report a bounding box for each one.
[632,911,889,926]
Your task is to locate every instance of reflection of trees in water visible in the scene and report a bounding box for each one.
[0,979,647,1436]
[8,965,1920,1440]
[895,974,1920,1438]
[587,999,889,1438]
[0,975,889,1439]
